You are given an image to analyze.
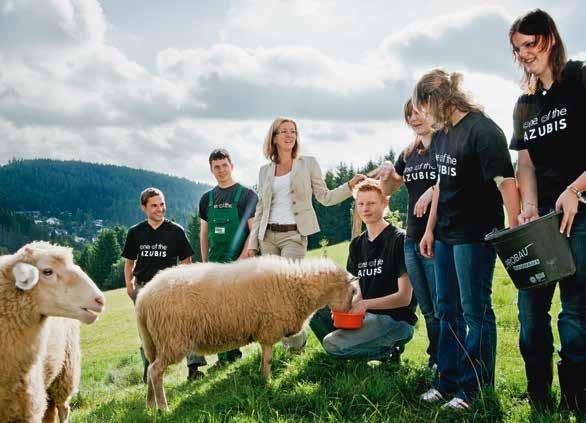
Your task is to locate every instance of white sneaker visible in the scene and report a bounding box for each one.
[441,397,471,410]
[420,388,444,403]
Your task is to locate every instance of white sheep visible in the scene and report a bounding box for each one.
[135,255,356,410]
[0,241,105,423]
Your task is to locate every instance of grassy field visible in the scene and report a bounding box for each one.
[70,242,572,422]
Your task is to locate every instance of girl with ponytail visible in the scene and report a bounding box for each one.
[415,69,520,409]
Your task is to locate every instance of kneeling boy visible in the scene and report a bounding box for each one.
[310,178,416,360]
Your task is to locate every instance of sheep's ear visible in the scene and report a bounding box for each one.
[12,262,40,291]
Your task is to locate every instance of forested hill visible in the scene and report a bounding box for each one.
[0,159,210,227]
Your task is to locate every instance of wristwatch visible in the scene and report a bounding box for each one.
[567,186,586,204]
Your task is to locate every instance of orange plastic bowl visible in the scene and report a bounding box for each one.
[332,311,365,329]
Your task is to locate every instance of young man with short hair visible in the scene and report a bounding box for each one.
[121,187,204,381]
[189,148,258,371]
[310,178,416,361]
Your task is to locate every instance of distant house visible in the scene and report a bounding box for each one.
[74,236,86,243]
[93,219,104,228]
[46,217,60,225]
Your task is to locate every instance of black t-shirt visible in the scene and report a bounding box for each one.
[121,219,194,283]
[346,224,417,325]
[431,112,515,244]
[199,184,258,235]
[510,60,586,215]
[395,148,437,241]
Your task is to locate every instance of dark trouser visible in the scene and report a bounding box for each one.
[433,241,497,402]
[404,238,439,367]
[518,211,586,411]
[132,282,207,369]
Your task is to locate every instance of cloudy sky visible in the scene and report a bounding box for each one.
[1,0,584,186]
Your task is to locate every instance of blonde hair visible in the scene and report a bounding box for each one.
[262,117,300,163]
[402,98,429,159]
[412,69,482,131]
[352,178,385,200]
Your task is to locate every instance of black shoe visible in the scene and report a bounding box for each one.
[187,365,205,382]
[389,346,402,364]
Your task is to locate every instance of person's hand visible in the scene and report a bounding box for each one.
[368,161,397,182]
[348,173,366,190]
[556,189,579,237]
[414,187,433,218]
[419,230,434,258]
[126,278,135,299]
[246,249,258,258]
[349,300,368,315]
[517,204,539,226]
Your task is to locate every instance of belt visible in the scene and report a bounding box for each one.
[267,223,298,232]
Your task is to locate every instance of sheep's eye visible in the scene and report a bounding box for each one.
[42,269,53,276]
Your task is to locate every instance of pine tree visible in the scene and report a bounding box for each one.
[90,229,121,287]
[186,211,202,262]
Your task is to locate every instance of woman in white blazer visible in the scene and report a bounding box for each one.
[247,117,365,351]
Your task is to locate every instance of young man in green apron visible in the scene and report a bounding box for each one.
[187,148,258,375]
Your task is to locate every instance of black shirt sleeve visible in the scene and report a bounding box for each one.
[175,226,194,261]
[238,188,259,222]
[393,231,407,278]
[509,99,527,151]
[394,151,406,176]
[121,227,137,260]
[474,123,515,182]
[199,192,209,222]
[346,239,358,276]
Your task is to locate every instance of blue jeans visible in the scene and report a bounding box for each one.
[310,307,414,360]
[433,241,497,401]
[518,211,586,394]
[404,238,439,366]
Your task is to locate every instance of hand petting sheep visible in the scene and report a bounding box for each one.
[135,255,356,410]
[0,242,105,423]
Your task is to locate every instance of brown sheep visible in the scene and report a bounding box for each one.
[135,255,356,410]
[0,242,105,423]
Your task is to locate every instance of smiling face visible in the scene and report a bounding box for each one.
[210,158,234,185]
[273,121,297,155]
[407,106,433,137]
[511,32,554,79]
[141,194,166,224]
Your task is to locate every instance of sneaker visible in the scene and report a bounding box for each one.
[441,397,471,410]
[421,388,444,403]
[187,365,205,382]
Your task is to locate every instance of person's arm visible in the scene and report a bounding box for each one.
[413,186,434,218]
[420,180,439,258]
[247,183,264,257]
[516,150,540,224]
[350,273,413,313]
[556,171,586,237]
[369,160,404,197]
[124,258,136,299]
[180,257,192,265]
[496,178,521,229]
[239,218,254,259]
[199,218,209,262]
[309,157,364,206]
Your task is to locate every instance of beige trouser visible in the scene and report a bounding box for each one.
[260,229,309,350]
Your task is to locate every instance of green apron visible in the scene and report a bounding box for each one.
[207,184,246,263]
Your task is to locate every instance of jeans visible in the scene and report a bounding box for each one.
[433,241,497,401]
[310,307,414,360]
[404,238,439,367]
[518,211,586,395]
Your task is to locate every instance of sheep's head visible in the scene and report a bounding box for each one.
[325,269,357,313]
[10,241,105,324]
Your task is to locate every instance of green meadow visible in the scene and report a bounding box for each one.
[71,242,572,422]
